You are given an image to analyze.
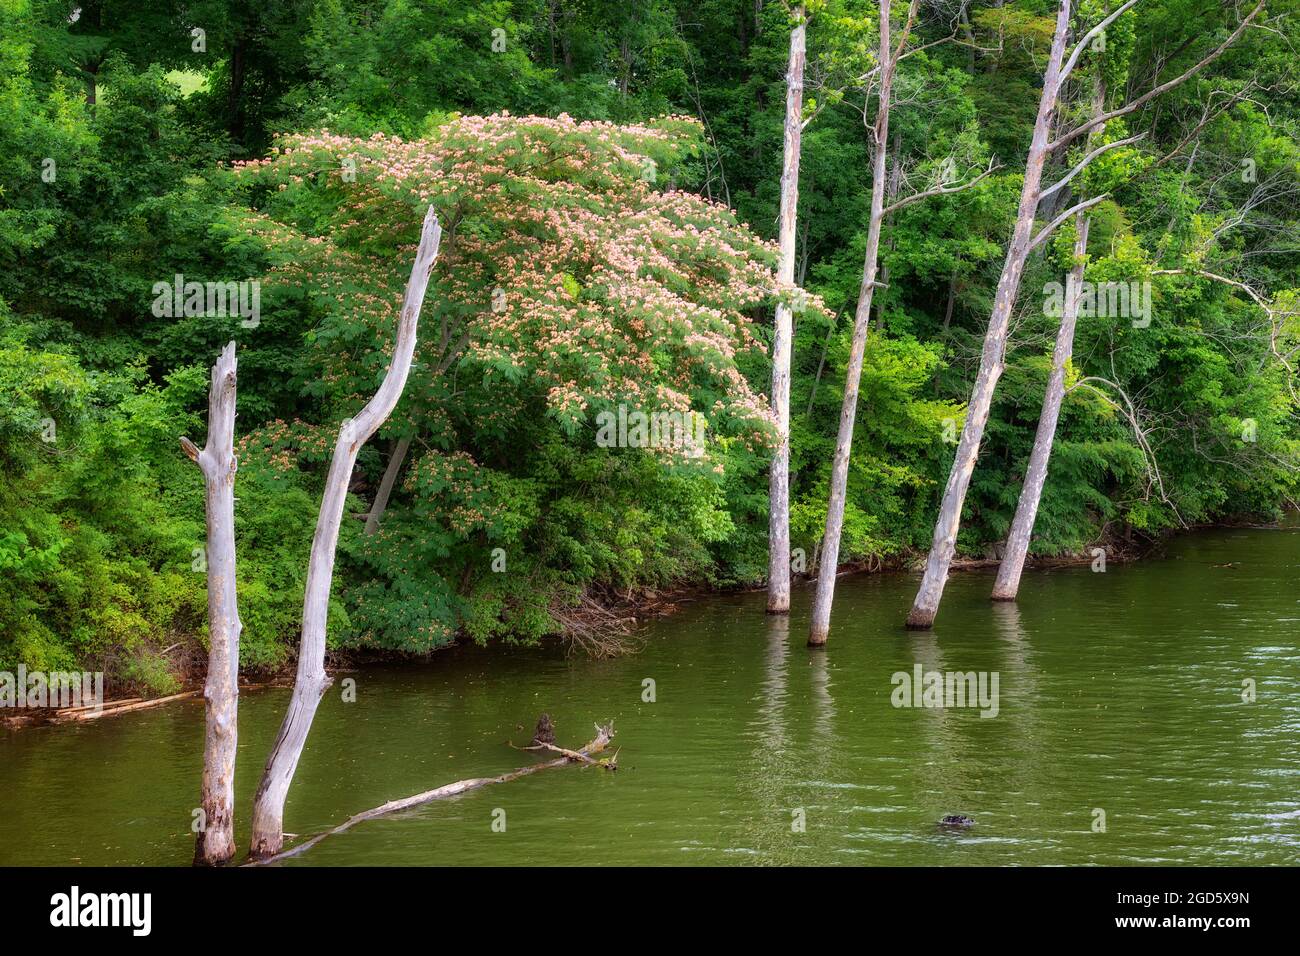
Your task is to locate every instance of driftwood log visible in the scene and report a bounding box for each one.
[246,720,616,866]
[4,687,272,729]
[51,690,203,723]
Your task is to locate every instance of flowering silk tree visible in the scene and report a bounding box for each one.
[233,112,825,857]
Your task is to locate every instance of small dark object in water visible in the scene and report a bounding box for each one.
[939,814,975,828]
[531,713,556,747]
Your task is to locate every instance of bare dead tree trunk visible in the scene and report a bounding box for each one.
[905,1,1071,629]
[807,0,998,644]
[870,126,903,336]
[959,5,976,73]
[181,341,241,867]
[807,0,905,646]
[992,72,1108,599]
[249,210,442,860]
[942,271,958,331]
[991,214,1090,600]
[768,5,807,615]
[805,316,838,417]
[363,436,412,536]
[248,722,616,866]
[907,0,1258,628]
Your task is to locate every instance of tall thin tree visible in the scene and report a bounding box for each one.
[249,210,442,860]
[907,0,1262,628]
[991,213,1090,600]
[768,3,808,614]
[992,74,1110,601]
[809,0,995,645]
[181,341,241,867]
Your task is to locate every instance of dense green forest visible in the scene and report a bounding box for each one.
[3,0,1297,692]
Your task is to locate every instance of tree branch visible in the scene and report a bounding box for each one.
[1027,193,1109,252]
[1067,375,1185,527]
[1058,0,1143,85]
[882,159,1000,215]
[1150,85,1256,169]
[246,721,616,866]
[1153,267,1300,401]
[1038,134,1145,204]
[1051,0,1264,152]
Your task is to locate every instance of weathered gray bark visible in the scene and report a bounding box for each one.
[992,71,1110,600]
[805,317,837,417]
[907,0,1257,628]
[872,127,903,334]
[363,435,412,536]
[942,271,958,331]
[767,5,806,614]
[906,0,1071,629]
[181,341,241,867]
[807,0,905,646]
[1050,0,1263,154]
[249,209,442,860]
[806,0,999,644]
[991,214,1090,600]
[247,722,615,865]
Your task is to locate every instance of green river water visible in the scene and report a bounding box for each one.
[3,527,1298,866]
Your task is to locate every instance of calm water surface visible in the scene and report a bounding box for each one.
[3,528,1298,865]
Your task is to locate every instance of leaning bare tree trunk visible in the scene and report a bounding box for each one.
[767,5,806,614]
[991,214,1090,600]
[807,0,898,646]
[363,435,412,535]
[249,209,442,860]
[906,0,1259,627]
[181,341,242,867]
[906,0,1072,629]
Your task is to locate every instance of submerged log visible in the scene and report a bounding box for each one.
[245,719,617,866]
[59,697,144,714]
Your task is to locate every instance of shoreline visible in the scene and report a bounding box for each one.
[4,518,1291,730]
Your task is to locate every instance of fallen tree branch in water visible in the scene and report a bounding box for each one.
[514,740,599,764]
[54,690,202,723]
[244,720,617,866]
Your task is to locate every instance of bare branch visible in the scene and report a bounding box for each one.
[1153,268,1300,401]
[892,0,925,63]
[1038,133,1145,203]
[1027,193,1110,252]
[249,721,617,865]
[1052,0,1265,152]
[857,29,959,87]
[1067,375,1185,527]
[1153,267,1271,311]
[1151,85,1257,169]
[883,158,1001,215]
[1058,0,1143,84]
